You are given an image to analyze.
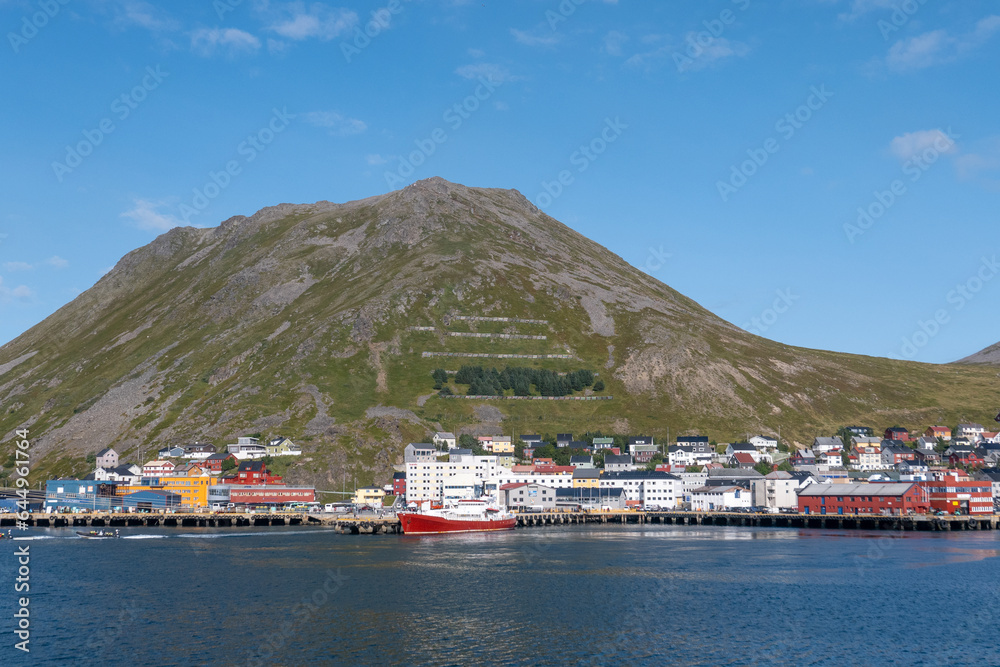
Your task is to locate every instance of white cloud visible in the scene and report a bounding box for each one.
[952,137,1000,186]
[467,48,485,58]
[3,261,33,272]
[886,16,1000,71]
[838,0,896,21]
[303,111,367,136]
[0,276,34,302]
[602,30,629,57]
[267,38,289,54]
[191,28,261,57]
[46,256,69,268]
[510,28,560,48]
[98,0,179,32]
[889,129,958,161]
[265,3,358,41]
[121,199,184,232]
[955,152,1000,179]
[886,30,948,70]
[455,63,520,83]
[625,34,749,71]
[366,154,388,165]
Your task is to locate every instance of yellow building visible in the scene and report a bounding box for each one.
[352,486,386,505]
[573,468,601,488]
[120,466,218,508]
[491,437,515,455]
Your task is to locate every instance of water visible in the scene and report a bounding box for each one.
[1,524,998,666]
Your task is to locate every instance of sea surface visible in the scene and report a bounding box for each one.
[1,524,998,666]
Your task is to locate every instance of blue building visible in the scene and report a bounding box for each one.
[45,479,124,511]
[121,490,181,510]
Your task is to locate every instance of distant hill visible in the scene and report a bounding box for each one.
[1,177,998,489]
[957,342,1000,365]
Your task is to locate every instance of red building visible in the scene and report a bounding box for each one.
[202,452,238,474]
[392,472,406,498]
[884,427,909,442]
[797,483,929,515]
[919,474,993,515]
[225,461,283,485]
[228,486,315,505]
[948,450,985,468]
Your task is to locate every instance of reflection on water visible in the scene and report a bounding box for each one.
[1,524,997,666]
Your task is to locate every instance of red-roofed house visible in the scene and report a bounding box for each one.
[533,465,576,475]
[729,453,757,469]
[496,482,556,510]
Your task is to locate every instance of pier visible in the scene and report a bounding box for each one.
[7,511,310,528]
[5,510,996,533]
[513,510,999,532]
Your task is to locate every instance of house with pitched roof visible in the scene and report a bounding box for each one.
[95,448,118,469]
[728,452,757,469]
[924,426,951,441]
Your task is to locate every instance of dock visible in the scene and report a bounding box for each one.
[513,510,999,532]
[7,511,311,528]
[5,510,995,533]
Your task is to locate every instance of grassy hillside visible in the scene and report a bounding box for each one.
[0,178,997,489]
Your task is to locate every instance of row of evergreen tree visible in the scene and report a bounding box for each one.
[439,365,599,397]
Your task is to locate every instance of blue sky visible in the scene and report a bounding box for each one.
[1,0,998,363]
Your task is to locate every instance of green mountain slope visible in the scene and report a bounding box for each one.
[1,177,997,489]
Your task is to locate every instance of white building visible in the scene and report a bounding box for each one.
[668,446,713,468]
[691,485,751,512]
[956,423,985,440]
[751,471,810,510]
[442,473,479,503]
[94,464,142,485]
[749,435,778,453]
[431,432,457,449]
[227,444,266,460]
[675,471,708,506]
[493,469,575,492]
[227,437,266,460]
[404,443,437,464]
[812,437,844,454]
[142,460,175,477]
[817,451,844,469]
[95,448,118,469]
[405,452,503,502]
[599,471,680,508]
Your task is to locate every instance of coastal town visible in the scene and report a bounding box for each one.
[28,421,1000,522]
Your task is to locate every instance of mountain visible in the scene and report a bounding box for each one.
[957,343,1000,365]
[1,177,997,488]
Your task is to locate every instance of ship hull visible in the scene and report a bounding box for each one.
[398,512,516,535]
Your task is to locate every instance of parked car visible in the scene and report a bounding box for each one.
[643,504,661,512]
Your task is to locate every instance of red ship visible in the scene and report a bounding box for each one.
[398,499,516,535]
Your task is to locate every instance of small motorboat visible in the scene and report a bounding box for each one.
[76,529,120,539]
